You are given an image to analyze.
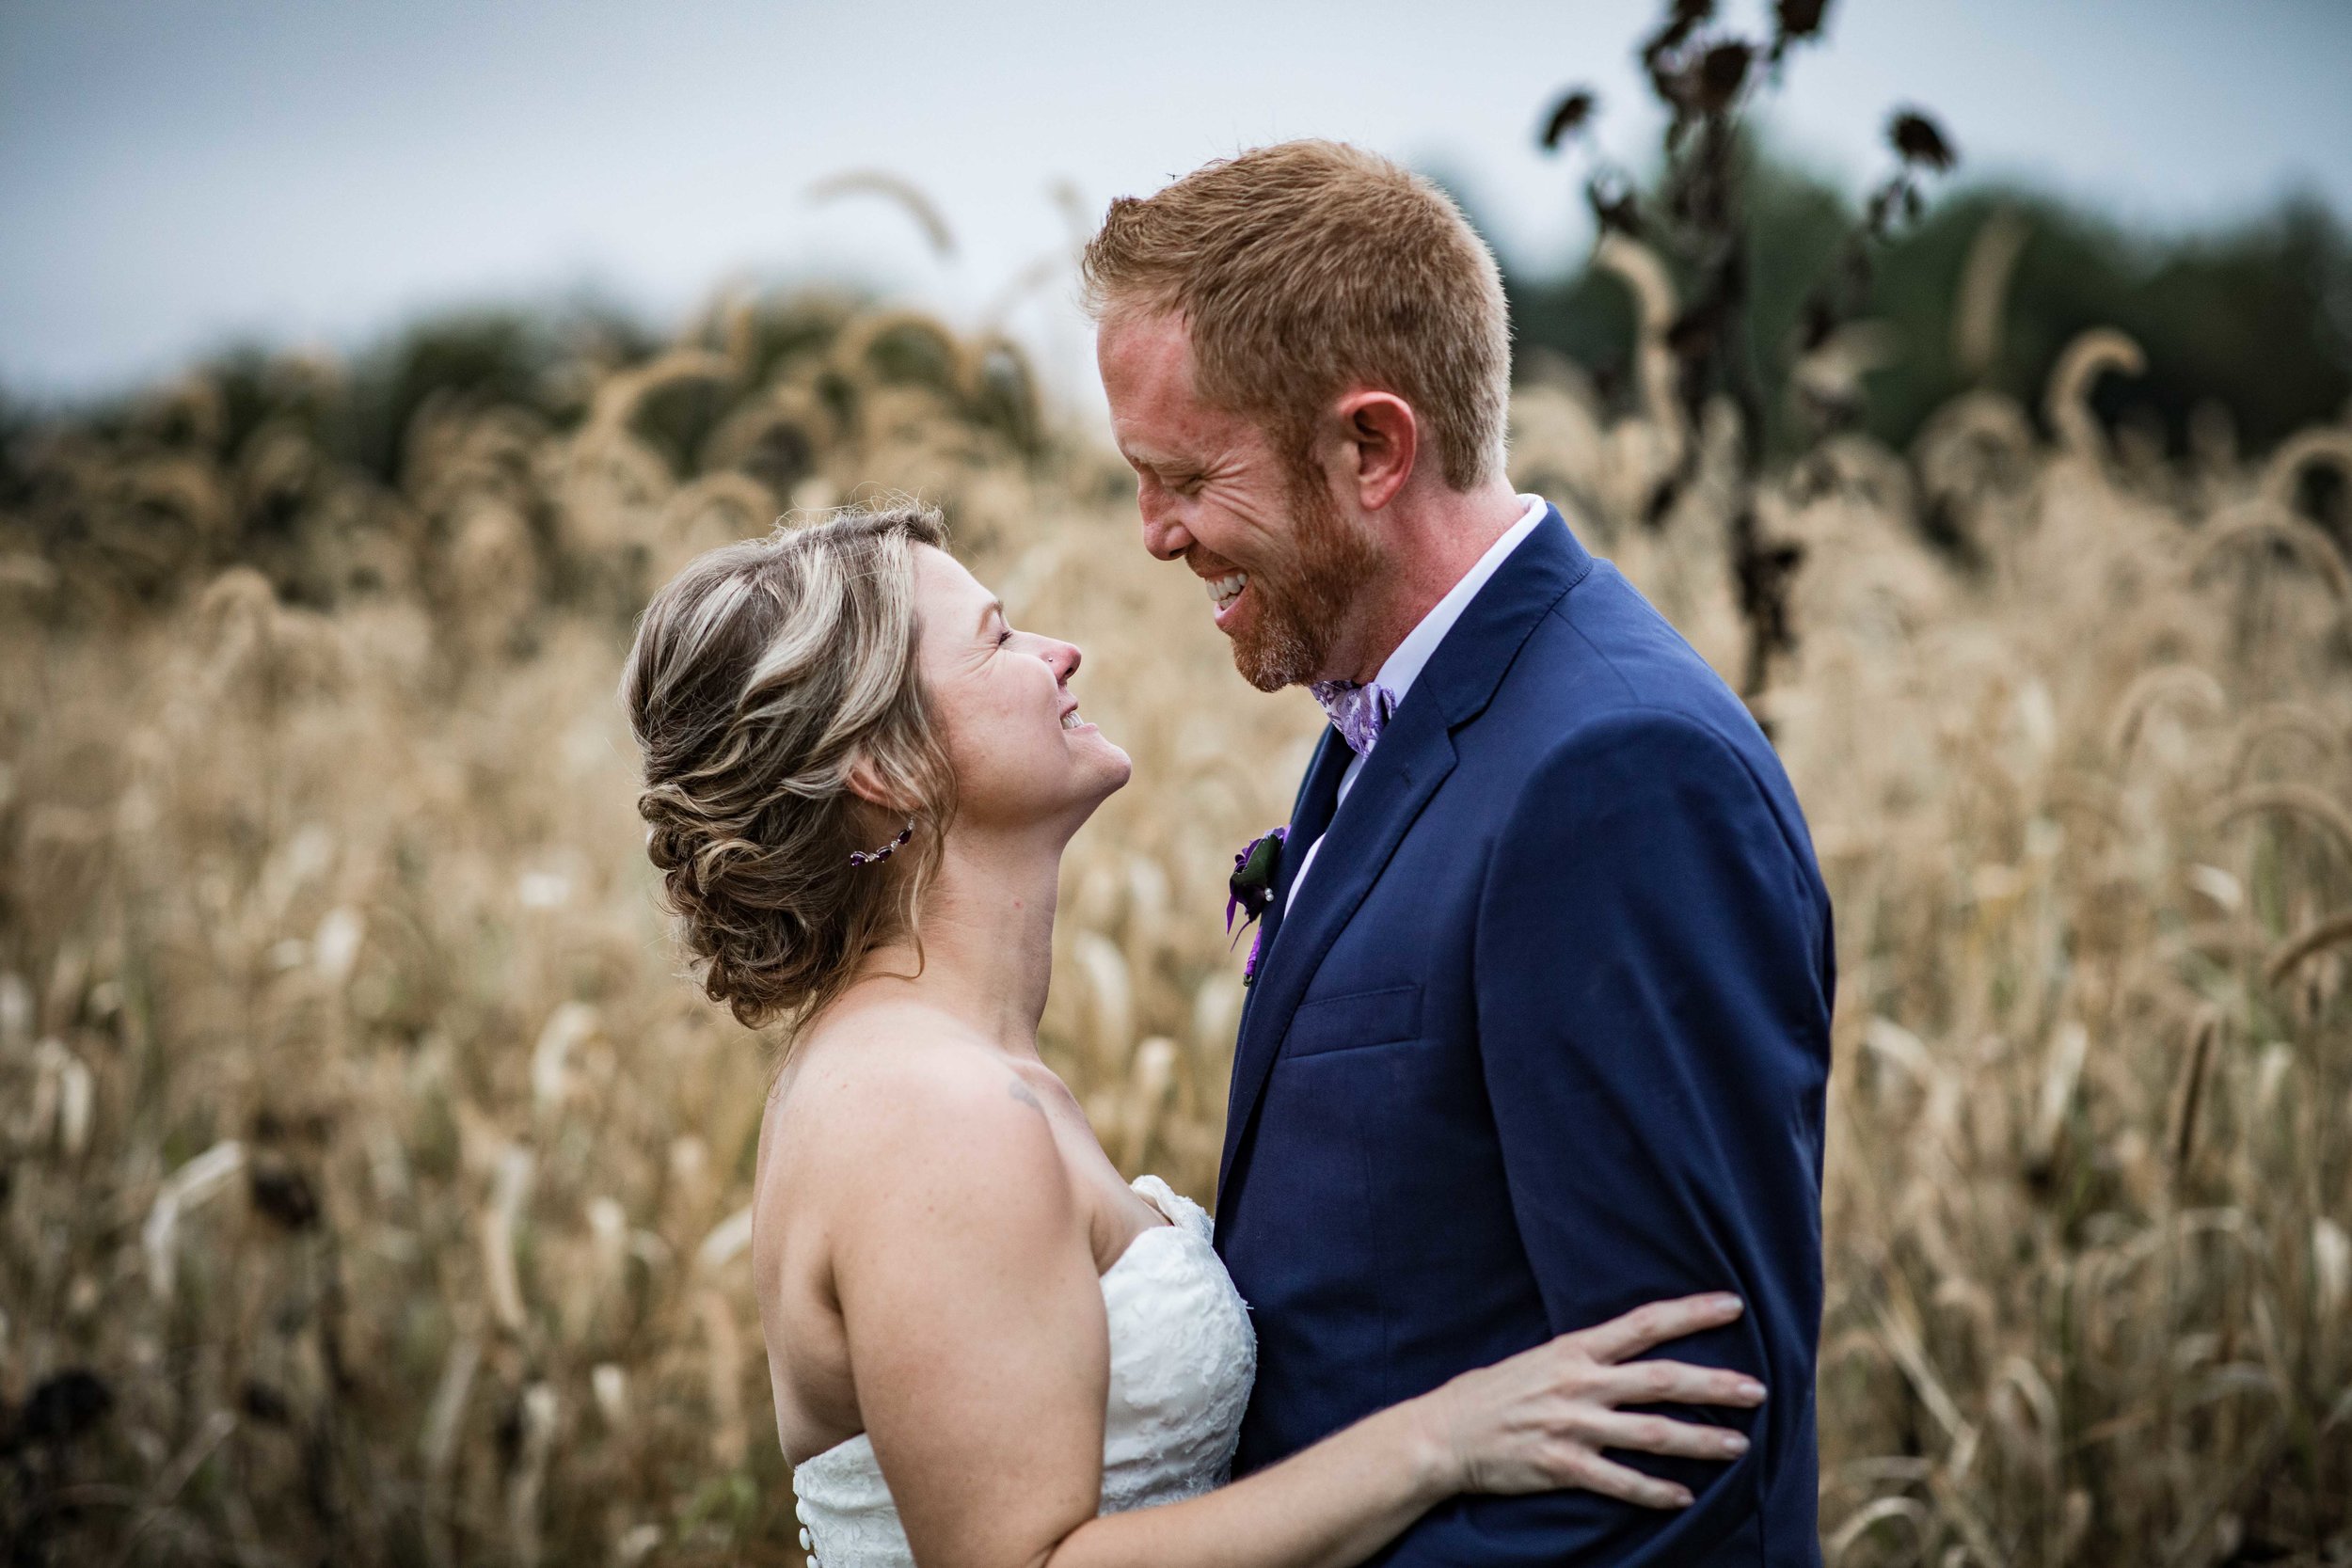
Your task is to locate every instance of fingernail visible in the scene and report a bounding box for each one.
[1671,1488,1695,1507]
[1739,1380,1767,1400]
[1721,1433,1749,1455]
[1711,1293,1742,1310]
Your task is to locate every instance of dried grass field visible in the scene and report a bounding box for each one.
[3,252,2349,1565]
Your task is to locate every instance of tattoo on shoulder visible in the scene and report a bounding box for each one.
[1007,1078,1044,1114]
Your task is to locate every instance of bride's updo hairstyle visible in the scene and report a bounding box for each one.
[623,503,956,1030]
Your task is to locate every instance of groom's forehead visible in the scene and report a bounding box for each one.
[1107,384,1213,462]
[1108,356,1240,446]
[1101,309,1199,391]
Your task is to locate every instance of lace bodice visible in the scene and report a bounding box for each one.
[790,1175,1255,1567]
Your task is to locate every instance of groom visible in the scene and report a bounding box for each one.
[1087,142,1834,1566]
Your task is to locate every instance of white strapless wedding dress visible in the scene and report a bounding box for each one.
[790,1175,1256,1567]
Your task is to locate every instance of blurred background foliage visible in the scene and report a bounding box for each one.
[1494,145,2352,477]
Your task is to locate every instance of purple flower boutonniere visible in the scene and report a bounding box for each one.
[1227,827,1287,986]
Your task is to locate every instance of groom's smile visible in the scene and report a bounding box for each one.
[1188,546,1254,629]
[1203,567,1248,617]
[1193,545,1264,643]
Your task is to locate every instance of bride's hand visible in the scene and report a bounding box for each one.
[1413,1292,1764,1509]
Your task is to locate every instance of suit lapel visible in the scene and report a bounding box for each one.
[1214,507,1597,1213]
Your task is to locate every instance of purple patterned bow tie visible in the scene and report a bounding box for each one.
[1310,679,1398,758]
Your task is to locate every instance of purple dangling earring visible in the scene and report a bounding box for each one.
[849,816,916,869]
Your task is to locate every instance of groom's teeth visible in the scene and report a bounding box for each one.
[1205,572,1248,610]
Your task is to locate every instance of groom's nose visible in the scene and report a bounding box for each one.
[1137,482,1193,562]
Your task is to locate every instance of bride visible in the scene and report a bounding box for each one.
[624,503,1765,1568]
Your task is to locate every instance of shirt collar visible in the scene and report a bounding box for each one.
[1372,493,1548,704]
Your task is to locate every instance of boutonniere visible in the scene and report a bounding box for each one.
[1227,827,1287,987]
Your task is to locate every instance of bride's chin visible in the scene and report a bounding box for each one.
[1016,756,1132,834]
[1098,745,1134,794]
[1075,762,1133,813]
[1076,753,1134,816]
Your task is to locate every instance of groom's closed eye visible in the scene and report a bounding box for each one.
[1136,460,1201,495]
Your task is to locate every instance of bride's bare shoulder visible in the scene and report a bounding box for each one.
[770,1001,1068,1205]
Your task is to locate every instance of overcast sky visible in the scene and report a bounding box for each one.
[4,0,2348,418]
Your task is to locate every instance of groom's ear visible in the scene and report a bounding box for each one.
[1335,389,1418,513]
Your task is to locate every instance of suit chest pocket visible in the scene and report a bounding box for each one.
[1281,983,1423,1059]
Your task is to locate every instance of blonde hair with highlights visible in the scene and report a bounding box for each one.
[1081,139,1512,491]
[623,503,955,1031]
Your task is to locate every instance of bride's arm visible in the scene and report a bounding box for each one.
[824,1053,1116,1566]
[1045,1294,1757,1568]
[825,1053,1761,1568]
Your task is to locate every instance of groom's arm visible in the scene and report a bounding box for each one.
[1398,708,1833,1567]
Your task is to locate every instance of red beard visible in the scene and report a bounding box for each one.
[1228,473,1380,693]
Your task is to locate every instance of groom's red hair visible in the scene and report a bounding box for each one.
[1081,140,1511,493]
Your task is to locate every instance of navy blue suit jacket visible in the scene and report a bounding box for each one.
[1213,505,1833,1567]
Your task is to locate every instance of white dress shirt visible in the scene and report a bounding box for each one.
[1285,493,1549,911]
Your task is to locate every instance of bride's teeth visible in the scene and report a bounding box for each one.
[1061,709,1081,730]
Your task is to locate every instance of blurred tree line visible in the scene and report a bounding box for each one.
[7,150,2349,556]
[1489,139,2352,476]
[0,290,1046,562]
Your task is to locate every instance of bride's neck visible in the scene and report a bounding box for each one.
[855,826,1063,1053]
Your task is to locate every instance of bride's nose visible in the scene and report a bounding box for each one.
[1044,640,1081,684]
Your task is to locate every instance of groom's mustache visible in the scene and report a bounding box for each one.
[1180,546,1247,579]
